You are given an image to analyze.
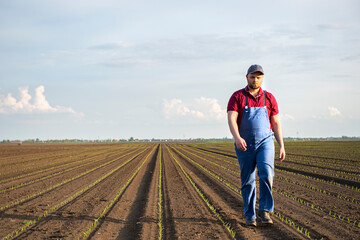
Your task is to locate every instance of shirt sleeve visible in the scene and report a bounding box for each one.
[269,93,279,116]
[227,93,239,112]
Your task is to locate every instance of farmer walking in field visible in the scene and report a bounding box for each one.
[227,64,286,227]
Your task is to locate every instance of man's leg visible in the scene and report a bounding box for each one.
[256,139,275,213]
[235,146,257,220]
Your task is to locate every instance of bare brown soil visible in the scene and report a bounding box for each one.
[0,142,359,239]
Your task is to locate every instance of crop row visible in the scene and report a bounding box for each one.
[0,149,79,169]
[275,175,360,205]
[179,146,238,174]
[196,147,360,188]
[184,145,360,238]
[0,145,109,169]
[0,147,144,211]
[179,144,238,166]
[283,152,359,164]
[170,145,316,239]
[80,145,157,239]
[0,147,137,194]
[276,168,360,192]
[181,145,360,205]
[273,211,311,238]
[0,147,151,240]
[281,155,360,172]
[166,145,237,239]
[208,141,360,162]
[183,145,236,160]
[273,188,360,228]
[174,145,359,231]
[183,144,360,193]
[171,146,240,194]
[157,145,164,240]
[0,145,143,177]
[187,144,360,176]
[278,162,360,182]
[188,142,359,166]
[0,147,125,184]
[0,151,81,177]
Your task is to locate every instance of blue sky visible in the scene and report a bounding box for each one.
[1,0,360,140]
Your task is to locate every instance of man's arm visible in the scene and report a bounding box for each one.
[227,111,247,151]
[270,114,286,161]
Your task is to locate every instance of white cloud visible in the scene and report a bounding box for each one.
[163,97,226,122]
[163,99,203,120]
[0,86,80,115]
[89,41,133,50]
[280,113,295,121]
[312,106,341,119]
[328,106,341,116]
[195,97,225,121]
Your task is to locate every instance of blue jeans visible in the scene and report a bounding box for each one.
[235,138,275,220]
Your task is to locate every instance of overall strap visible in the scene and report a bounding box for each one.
[263,90,267,107]
[243,89,248,107]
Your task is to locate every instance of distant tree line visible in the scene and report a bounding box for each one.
[2,136,359,144]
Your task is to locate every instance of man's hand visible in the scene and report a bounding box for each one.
[235,137,247,151]
[271,114,286,162]
[278,146,286,162]
[228,111,247,151]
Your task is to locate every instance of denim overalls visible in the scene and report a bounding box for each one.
[235,89,275,220]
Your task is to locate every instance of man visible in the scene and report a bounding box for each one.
[227,64,285,227]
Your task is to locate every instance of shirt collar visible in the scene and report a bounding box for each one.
[245,86,263,98]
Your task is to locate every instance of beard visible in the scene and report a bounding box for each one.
[248,83,261,90]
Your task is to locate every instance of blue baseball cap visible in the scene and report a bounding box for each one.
[247,64,264,75]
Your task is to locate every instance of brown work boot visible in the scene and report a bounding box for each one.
[245,218,257,227]
[257,210,273,224]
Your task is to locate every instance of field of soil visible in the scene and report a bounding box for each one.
[0,141,359,239]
